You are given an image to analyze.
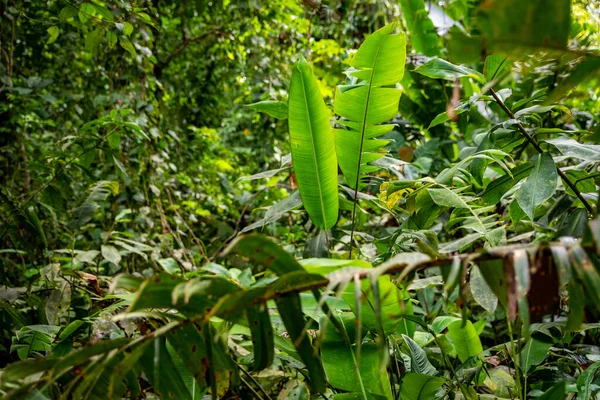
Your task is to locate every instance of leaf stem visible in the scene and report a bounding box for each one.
[489,88,595,216]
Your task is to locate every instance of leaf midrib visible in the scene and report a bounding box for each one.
[298,65,329,229]
[352,41,384,191]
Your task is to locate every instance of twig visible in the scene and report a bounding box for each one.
[489,88,595,216]
[232,359,273,400]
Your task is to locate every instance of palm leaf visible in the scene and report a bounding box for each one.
[288,57,339,229]
[333,23,406,191]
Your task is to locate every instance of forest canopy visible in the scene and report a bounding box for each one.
[1,0,600,399]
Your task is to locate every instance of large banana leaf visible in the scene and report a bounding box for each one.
[333,23,405,190]
[288,57,339,229]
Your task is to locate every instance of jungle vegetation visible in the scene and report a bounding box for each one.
[1,0,600,399]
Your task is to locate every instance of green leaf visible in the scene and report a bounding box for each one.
[399,0,440,56]
[470,265,498,314]
[107,31,118,49]
[539,381,566,400]
[85,29,104,54]
[321,332,392,398]
[484,54,510,81]
[427,187,468,209]
[119,37,136,55]
[513,249,530,334]
[166,325,209,390]
[577,361,600,400]
[520,335,552,372]
[447,320,483,363]
[517,154,557,220]
[546,138,600,161]
[47,26,59,44]
[247,100,288,119]
[481,163,534,205]
[101,244,121,266]
[45,281,71,326]
[230,234,304,276]
[334,23,405,190]
[400,372,445,400]
[414,58,484,83]
[59,5,78,22]
[276,294,326,393]
[141,337,193,399]
[122,21,134,36]
[477,0,571,57]
[246,304,274,371]
[402,334,438,376]
[547,56,600,103]
[288,57,339,229]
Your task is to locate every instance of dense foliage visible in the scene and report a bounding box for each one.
[1,0,600,399]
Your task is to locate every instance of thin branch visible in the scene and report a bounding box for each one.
[489,88,595,216]
[160,30,220,68]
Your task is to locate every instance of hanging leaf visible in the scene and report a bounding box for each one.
[288,57,339,229]
[517,154,557,220]
[276,293,326,393]
[470,265,498,314]
[246,304,274,371]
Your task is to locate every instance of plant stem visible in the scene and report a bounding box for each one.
[489,88,595,216]
[506,316,523,400]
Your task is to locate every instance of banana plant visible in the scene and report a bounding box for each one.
[288,57,339,230]
[333,23,406,249]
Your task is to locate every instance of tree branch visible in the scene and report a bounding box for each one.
[489,88,595,216]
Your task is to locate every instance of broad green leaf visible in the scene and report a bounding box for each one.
[399,0,440,56]
[120,37,136,55]
[520,335,552,372]
[547,56,600,103]
[246,304,274,371]
[45,281,71,325]
[484,54,510,81]
[447,320,483,363]
[141,337,193,399]
[470,265,498,314]
[477,0,571,57]
[247,100,288,119]
[289,57,339,229]
[517,154,557,220]
[321,332,392,398]
[400,372,445,400]
[481,163,534,205]
[334,23,405,190]
[402,334,437,376]
[85,29,104,54]
[546,138,600,161]
[101,244,121,266]
[427,188,468,209]
[414,58,484,83]
[483,368,515,398]
[230,234,304,275]
[276,293,326,393]
[539,381,566,400]
[166,325,208,390]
